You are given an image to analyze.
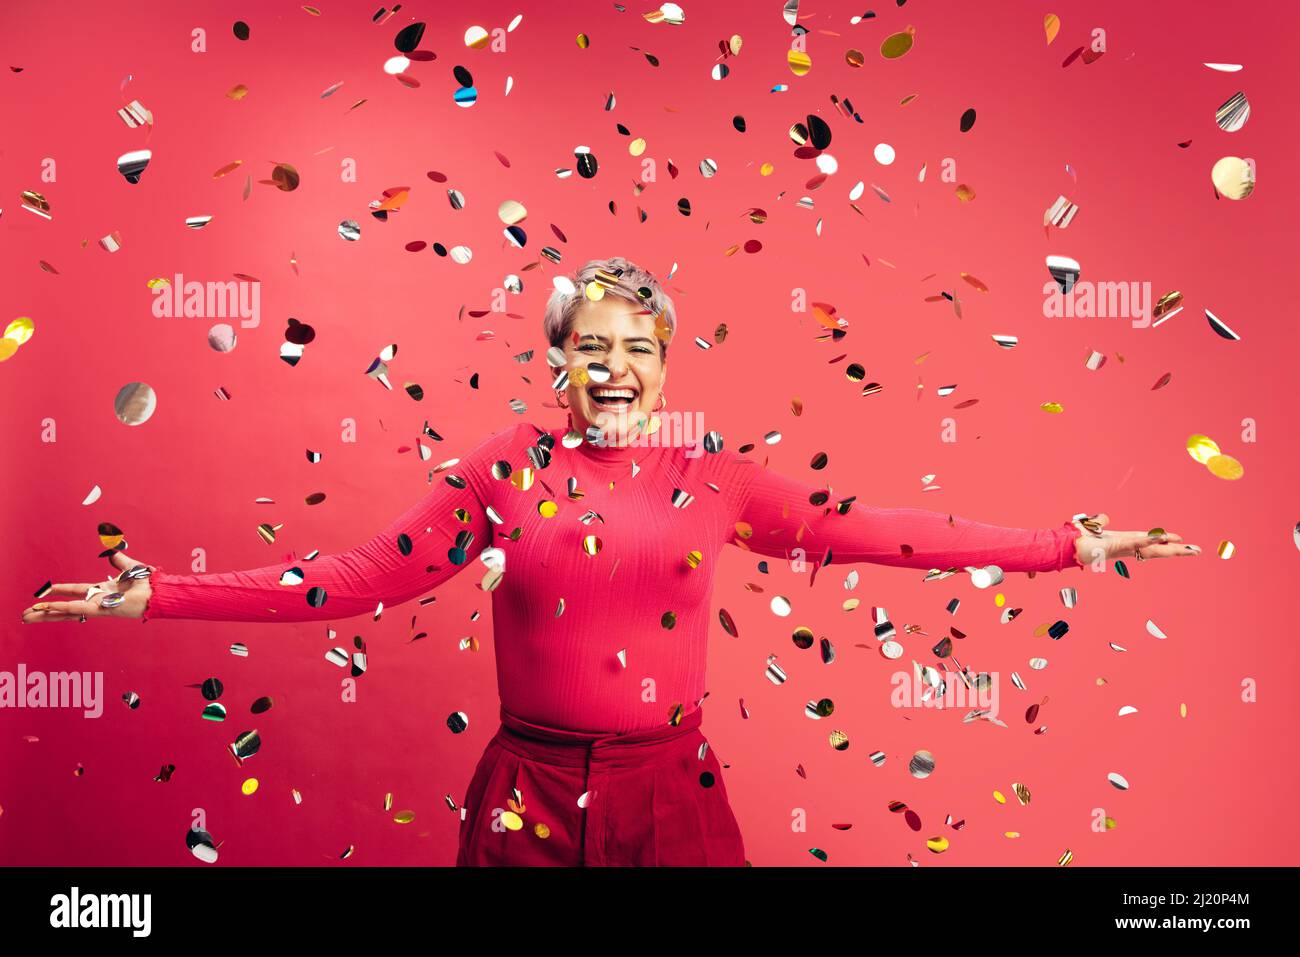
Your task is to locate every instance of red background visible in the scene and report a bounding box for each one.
[1,0,1296,866]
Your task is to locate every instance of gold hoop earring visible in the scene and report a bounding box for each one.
[653,391,667,412]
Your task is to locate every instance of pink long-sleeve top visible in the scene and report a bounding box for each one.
[142,422,1084,733]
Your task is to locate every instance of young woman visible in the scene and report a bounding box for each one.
[20,256,1201,866]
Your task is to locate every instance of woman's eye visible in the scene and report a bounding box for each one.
[578,344,603,353]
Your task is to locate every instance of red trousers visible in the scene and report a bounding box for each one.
[456,705,748,866]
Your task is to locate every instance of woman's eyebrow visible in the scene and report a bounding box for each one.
[576,334,656,347]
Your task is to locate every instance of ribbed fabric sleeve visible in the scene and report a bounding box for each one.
[706,450,1084,574]
[139,423,532,623]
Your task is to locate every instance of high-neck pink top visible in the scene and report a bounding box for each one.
[142,422,1084,733]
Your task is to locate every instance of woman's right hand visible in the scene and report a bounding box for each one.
[20,551,154,623]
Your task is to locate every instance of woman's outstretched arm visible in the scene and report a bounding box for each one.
[138,423,532,623]
[712,453,1085,575]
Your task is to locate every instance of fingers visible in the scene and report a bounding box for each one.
[1141,542,1201,559]
[28,599,98,616]
[42,582,98,597]
[22,608,85,623]
[22,599,98,623]
[110,551,141,573]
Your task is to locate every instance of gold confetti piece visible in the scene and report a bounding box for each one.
[227,84,249,100]
[955,183,976,202]
[534,822,551,838]
[21,189,51,217]
[302,5,322,15]
[787,50,811,75]
[241,778,259,795]
[1206,454,1243,480]
[264,162,300,192]
[212,160,243,179]
[629,137,647,156]
[1186,434,1221,464]
[384,793,393,811]
[394,810,415,824]
[760,162,774,176]
[498,199,527,225]
[1180,703,1187,718]
[684,549,703,569]
[1058,848,1074,866]
[1153,290,1184,324]
[4,316,34,346]
[1044,14,1060,45]
[1041,401,1064,414]
[926,836,949,853]
[576,33,590,49]
[1013,782,1031,805]
[1218,540,1235,559]
[1211,156,1254,200]
[880,27,916,59]
[993,790,1006,804]
[582,535,602,556]
[1005,831,1021,839]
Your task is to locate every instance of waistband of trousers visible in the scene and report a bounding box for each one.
[492,705,704,769]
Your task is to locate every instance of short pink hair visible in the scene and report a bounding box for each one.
[542,256,677,358]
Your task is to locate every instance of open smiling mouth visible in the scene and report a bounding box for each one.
[588,387,639,411]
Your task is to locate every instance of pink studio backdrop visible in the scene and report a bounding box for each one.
[1,0,1296,867]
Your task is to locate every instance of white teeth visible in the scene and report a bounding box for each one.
[591,388,637,399]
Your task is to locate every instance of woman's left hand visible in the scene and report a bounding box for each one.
[1072,513,1202,567]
